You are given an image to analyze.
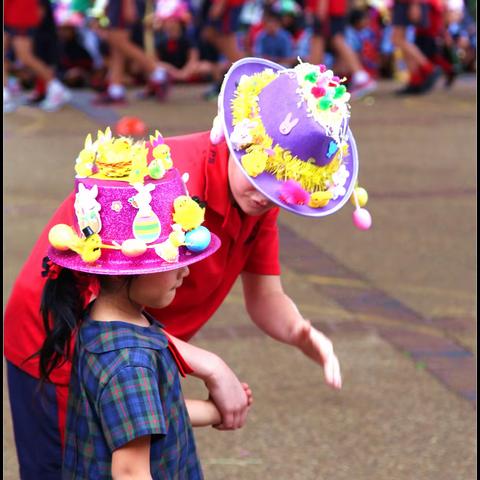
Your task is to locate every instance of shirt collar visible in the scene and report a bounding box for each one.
[80,311,169,353]
[204,139,243,237]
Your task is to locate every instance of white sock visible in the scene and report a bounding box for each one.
[352,70,370,85]
[150,67,167,83]
[108,84,125,98]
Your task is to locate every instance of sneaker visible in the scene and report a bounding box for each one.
[92,91,128,106]
[395,83,423,96]
[39,81,72,112]
[3,87,16,113]
[417,66,442,93]
[349,77,377,100]
[138,80,169,101]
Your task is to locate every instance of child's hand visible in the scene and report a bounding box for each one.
[295,320,342,390]
[241,382,253,407]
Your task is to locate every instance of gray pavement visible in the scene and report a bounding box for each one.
[3,77,476,479]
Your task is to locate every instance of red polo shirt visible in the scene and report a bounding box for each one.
[4,131,281,385]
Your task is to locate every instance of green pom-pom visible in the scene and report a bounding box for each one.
[304,72,318,83]
[333,85,347,99]
[318,97,332,110]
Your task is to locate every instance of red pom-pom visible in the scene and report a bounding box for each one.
[115,116,147,137]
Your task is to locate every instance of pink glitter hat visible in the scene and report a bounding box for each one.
[47,128,220,275]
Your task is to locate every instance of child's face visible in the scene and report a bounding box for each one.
[228,156,275,216]
[129,266,190,308]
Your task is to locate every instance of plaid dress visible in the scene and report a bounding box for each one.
[63,314,203,479]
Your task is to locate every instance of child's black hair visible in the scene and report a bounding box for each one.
[37,267,84,385]
[33,259,136,386]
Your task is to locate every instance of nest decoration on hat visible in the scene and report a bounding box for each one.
[213,57,364,218]
[47,128,221,274]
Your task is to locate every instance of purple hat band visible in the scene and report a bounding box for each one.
[220,57,359,218]
[49,168,221,274]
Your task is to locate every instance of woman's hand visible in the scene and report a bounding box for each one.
[294,320,342,390]
[204,356,251,430]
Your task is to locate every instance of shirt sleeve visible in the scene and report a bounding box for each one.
[99,366,167,452]
[243,208,281,275]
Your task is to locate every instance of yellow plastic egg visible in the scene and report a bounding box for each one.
[48,224,77,251]
[121,239,148,257]
[350,187,368,207]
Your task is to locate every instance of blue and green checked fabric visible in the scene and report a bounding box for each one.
[63,313,203,479]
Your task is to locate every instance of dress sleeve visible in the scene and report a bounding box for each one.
[98,366,167,452]
[243,208,281,275]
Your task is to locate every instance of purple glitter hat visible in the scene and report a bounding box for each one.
[216,57,359,217]
[48,129,220,275]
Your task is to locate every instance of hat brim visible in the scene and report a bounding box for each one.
[48,233,221,275]
[220,57,358,218]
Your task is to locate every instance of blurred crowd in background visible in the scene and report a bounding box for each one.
[3,0,477,113]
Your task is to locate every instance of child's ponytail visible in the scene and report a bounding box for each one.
[38,262,84,385]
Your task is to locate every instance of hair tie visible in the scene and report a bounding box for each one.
[41,256,63,280]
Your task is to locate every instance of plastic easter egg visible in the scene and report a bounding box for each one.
[353,208,372,230]
[350,187,368,207]
[148,159,165,179]
[48,224,76,250]
[121,239,148,257]
[185,226,211,252]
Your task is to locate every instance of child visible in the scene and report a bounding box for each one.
[390,0,443,94]
[4,0,72,112]
[252,6,296,66]
[149,0,216,83]
[304,0,378,98]
[35,131,252,478]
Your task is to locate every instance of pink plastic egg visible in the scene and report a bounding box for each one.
[353,208,372,230]
[121,239,147,257]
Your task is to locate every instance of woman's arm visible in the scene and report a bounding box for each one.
[241,272,342,389]
[165,335,250,430]
[111,435,152,480]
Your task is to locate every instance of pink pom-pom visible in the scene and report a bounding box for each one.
[353,208,372,230]
[311,86,326,98]
[279,180,310,206]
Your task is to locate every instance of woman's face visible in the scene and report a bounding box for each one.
[227,156,275,216]
[128,266,190,309]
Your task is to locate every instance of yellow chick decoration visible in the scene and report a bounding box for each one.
[152,144,173,170]
[308,191,333,208]
[75,134,96,177]
[241,148,268,177]
[128,142,149,184]
[173,196,205,231]
[168,224,186,247]
[155,239,179,263]
[74,234,102,263]
[48,225,102,263]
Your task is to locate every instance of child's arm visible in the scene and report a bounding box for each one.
[111,435,152,480]
[185,399,221,427]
